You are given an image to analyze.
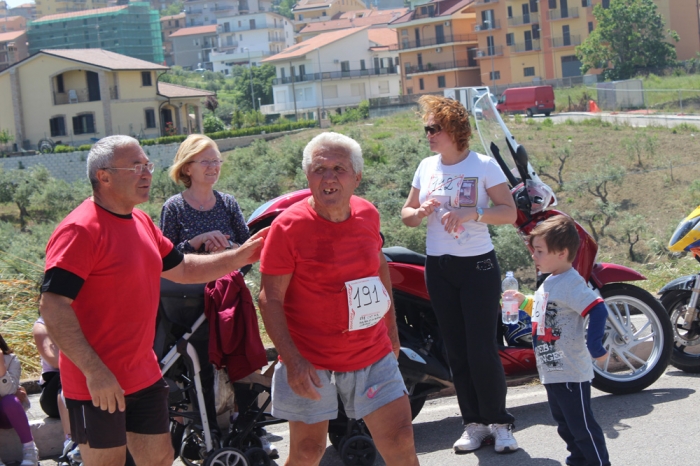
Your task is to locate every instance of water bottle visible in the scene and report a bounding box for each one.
[434,205,469,244]
[501,271,519,324]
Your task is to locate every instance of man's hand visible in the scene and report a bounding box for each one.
[85,365,125,413]
[233,227,269,265]
[285,356,323,401]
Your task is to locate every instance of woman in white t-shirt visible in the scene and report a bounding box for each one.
[401,95,519,454]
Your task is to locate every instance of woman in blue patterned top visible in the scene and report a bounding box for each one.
[160,134,250,253]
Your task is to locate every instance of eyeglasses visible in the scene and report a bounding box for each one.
[101,162,155,175]
[190,159,223,167]
[424,125,442,136]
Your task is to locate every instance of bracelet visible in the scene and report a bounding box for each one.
[519,297,529,310]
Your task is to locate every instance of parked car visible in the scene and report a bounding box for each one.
[496,85,555,117]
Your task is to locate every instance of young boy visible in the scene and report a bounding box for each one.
[504,215,610,466]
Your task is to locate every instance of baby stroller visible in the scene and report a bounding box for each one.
[155,278,281,466]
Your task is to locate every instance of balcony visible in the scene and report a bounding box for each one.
[548,6,579,21]
[475,45,504,58]
[399,33,477,50]
[404,59,477,75]
[473,19,501,32]
[551,34,581,48]
[507,13,539,27]
[509,39,541,53]
[217,42,239,51]
[53,88,100,105]
[272,67,398,85]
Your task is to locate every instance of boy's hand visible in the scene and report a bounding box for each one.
[593,353,608,367]
[502,290,526,306]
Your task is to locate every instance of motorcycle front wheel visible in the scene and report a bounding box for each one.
[590,283,672,395]
[660,291,700,373]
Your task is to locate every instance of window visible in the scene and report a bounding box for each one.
[280,67,286,79]
[145,109,156,128]
[249,19,256,29]
[419,78,424,90]
[224,22,230,32]
[489,70,500,80]
[524,67,535,77]
[360,59,366,70]
[581,0,591,6]
[298,64,305,77]
[507,6,512,18]
[141,71,152,86]
[49,116,66,137]
[548,0,556,9]
[340,61,350,72]
[56,74,64,93]
[323,84,338,98]
[588,21,594,33]
[506,33,514,46]
[602,0,610,7]
[532,24,540,39]
[437,75,446,88]
[73,114,95,135]
[378,80,389,94]
[530,0,538,12]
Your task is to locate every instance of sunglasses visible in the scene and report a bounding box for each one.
[424,124,442,136]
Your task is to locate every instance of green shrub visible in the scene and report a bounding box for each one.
[77,144,92,151]
[54,145,76,153]
[140,139,157,146]
[513,114,523,124]
[203,115,225,133]
[542,118,554,128]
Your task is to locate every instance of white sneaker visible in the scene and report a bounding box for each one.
[491,423,518,453]
[259,435,279,459]
[20,445,39,466]
[453,423,492,452]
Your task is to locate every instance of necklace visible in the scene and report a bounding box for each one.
[185,191,213,210]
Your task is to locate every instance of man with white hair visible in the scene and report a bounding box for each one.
[39,135,267,466]
[259,132,420,465]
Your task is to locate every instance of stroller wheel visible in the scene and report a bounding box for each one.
[244,447,270,466]
[203,447,250,466]
[329,432,344,451]
[340,435,377,466]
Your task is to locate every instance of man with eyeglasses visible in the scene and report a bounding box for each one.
[38,135,268,466]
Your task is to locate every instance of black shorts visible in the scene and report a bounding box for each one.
[65,378,170,449]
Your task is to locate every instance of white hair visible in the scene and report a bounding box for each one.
[86,135,140,188]
[302,132,363,174]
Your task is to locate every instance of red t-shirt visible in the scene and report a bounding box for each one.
[260,196,392,372]
[44,200,174,400]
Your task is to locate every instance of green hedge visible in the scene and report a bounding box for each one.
[140,120,317,148]
[54,145,76,153]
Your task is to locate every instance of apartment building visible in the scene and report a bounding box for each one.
[27,3,165,64]
[0,30,28,71]
[161,12,185,65]
[0,15,27,32]
[390,0,480,95]
[35,0,108,19]
[184,0,273,27]
[291,0,368,33]
[261,26,401,119]
[210,11,294,74]
[297,7,407,41]
[170,24,218,69]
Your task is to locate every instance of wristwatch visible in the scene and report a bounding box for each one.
[476,207,484,222]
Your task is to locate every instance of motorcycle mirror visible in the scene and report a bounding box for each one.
[514,145,531,182]
[490,142,519,188]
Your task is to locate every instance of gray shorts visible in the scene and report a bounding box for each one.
[271,352,407,424]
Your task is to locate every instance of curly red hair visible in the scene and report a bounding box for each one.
[418,95,471,152]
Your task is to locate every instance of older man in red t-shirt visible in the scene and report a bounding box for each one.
[259,132,419,466]
[39,135,267,466]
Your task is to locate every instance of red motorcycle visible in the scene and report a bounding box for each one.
[245,95,672,423]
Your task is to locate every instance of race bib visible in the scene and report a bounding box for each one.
[427,173,464,207]
[346,276,391,331]
[532,287,549,336]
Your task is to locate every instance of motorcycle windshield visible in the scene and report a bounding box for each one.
[473,93,520,187]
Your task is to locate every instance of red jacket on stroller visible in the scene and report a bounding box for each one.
[204,271,268,382]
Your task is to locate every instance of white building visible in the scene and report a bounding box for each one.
[261,26,401,120]
[184,0,275,27]
[210,11,295,75]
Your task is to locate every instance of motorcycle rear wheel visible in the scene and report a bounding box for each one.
[590,284,672,395]
[660,291,700,373]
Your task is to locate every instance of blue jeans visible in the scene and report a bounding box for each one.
[545,381,610,466]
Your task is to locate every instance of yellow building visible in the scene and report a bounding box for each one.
[35,0,108,18]
[292,0,368,33]
[0,49,213,150]
[390,0,480,94]
[472,0,700,86]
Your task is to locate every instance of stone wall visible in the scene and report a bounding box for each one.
[0,131,294,183]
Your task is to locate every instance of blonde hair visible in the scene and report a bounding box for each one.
[417,95,471,152]
[169,134,221,187]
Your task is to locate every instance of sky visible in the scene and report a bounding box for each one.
[4,0,33,9]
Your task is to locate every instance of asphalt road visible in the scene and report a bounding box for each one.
[540,111,700,129]
[33,366,698,465]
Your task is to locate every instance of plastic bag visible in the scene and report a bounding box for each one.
[213,368,236,415]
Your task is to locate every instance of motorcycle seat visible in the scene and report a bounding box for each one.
[383,246,426,267]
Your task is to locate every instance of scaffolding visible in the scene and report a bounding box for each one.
[27,3,164,64]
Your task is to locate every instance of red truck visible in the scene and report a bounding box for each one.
[496,85,556,117]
